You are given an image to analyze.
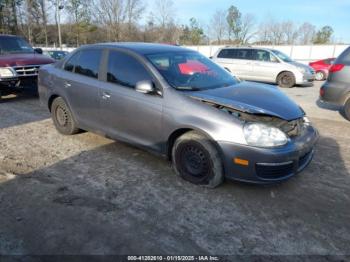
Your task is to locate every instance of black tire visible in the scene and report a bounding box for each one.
[172,131,224,188]
[344,98,350,121]
[51,97,79,135]
[277,72,296,88]
[315,71,325,81]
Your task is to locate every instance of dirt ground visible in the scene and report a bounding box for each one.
[0,82,349,256]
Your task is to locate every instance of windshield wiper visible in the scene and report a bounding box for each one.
[175,86,202,91]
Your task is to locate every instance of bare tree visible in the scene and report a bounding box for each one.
[298,22,316,44]
[38,0,48,46]
[125,0,145,38]
[258,19,285,45]
[95,0,127,41]
[25,0,33,43]
[210,9,227,44]
[66,0,92,46]
[238,13,256,44]
[281,21,298,44]
[153,0,175,28]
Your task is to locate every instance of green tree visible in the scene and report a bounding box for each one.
[189,17,203,45]
[313,26,334,44]
[226,5,241,42]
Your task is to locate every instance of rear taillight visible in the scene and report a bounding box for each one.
[320,87,325,97]
[329,64,345,72]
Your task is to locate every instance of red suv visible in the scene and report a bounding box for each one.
[309,58,335,81]
[0,34,54,98]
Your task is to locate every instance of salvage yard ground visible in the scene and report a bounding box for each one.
[0,82,349,255]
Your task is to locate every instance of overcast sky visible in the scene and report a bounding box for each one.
[150,0,350,43]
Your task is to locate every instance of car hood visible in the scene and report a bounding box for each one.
[289,61,313,71]
[0,53,54,67]
[186,81,304,121]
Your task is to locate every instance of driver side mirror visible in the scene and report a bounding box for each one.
[135,80,156,94]
[34,48,43,54]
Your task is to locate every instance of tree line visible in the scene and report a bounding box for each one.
[0,0,338,47]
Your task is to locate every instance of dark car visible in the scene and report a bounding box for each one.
[309,58,335,81]
[44,50,69,60]
[39,43,318,187]
[0,34,54,98]
[320,47,350,120]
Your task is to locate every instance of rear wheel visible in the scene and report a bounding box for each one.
[344,98,350,121]
[51,97,79,135]
[315,71,325,81]
[172,131,224,188]
[277,72,295,88]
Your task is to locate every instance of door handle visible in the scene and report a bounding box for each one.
[102,91,111,99]
[64,82,71,88]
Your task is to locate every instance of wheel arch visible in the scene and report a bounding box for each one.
[48,94,60,112]
[276,70,295,83]
[166,127,225,165]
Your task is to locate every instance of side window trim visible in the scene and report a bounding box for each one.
[74,48,103,79]
[63,51,81,73]
[63,48,104,80]
[105,48,163,94]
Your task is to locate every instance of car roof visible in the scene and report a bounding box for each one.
[81,42,192,55]
[0,34,22,38]
[220,46,276,52]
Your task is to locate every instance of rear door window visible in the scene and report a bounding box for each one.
[253,50,272,62]
[75,49,102,79]
[217,49,237,59]
[64,52,80,72]
[236,49,252,60]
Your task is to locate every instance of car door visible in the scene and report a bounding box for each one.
[57,49,103,129]
[250,49,281,83]
[214,48,253,79]
[99,49,163,151]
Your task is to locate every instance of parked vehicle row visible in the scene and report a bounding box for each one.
[320,46,350,120]
[1,33,348,187]
[43,50,69,61]
[211,47,315,88]
[309,58,335,81]
[0,34,54,99]
[38,43,319,187]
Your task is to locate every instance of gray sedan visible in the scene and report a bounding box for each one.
[38,43,318,187]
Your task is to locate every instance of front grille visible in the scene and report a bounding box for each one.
[256,149,313,180]
[256,162,294,179]
[299,150,312,168]
[13,65,41,77]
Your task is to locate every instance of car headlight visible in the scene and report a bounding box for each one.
[303,116,311,126]
[0,67,16,78]
[244,123,288,147]
[297,67,306,73]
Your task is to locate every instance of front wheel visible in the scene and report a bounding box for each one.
[172,131,224,188]
[277,72,296,88]
[344,98,350,121]
[51,97,80,135]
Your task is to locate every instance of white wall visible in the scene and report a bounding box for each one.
[39,44,350,65]
[184,45,350,64]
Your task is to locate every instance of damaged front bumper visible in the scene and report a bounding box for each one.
[218,125,319,184]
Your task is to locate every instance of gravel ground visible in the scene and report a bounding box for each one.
[0,82,349,256]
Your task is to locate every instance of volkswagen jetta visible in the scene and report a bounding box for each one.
[38,43,318,187]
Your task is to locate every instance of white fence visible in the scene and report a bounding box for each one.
[185,45,349,64]
[40,44,349,65]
